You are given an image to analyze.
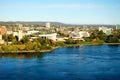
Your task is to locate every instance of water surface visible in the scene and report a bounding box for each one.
[0,45,120,80]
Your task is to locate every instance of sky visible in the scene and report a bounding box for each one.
[0,0,120,24]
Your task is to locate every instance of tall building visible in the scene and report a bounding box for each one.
[45,22,50,28]
[18,30,23,41]
[116,24,120,30]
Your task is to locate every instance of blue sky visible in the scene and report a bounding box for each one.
[0,0,120,24]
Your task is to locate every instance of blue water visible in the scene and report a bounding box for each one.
[0,45,120,80]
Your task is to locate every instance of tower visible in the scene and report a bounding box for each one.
[45,22,50,28]
[18,30,23,41]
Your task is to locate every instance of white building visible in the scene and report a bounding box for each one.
[24,30,39,36]
[79,31,90,38]
[69,31,90,40]
[45,22,50,28]
[18,30,23,41]
[39,33,57,41]
[99,26,112,35]
[0,34,4,44]
[7,31,13,34]
[13,30,23,41]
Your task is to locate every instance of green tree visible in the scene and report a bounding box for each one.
[65,38,74,44]
[20,36,29,44]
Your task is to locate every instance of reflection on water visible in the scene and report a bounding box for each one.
[0,45,120,80]
[0,53,44,59]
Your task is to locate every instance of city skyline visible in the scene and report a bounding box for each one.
[0,0,120,24]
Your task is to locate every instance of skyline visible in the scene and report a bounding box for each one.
[0,0,120,24]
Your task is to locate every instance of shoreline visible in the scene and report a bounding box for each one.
[0,43,120,54]
[0,47,60,54]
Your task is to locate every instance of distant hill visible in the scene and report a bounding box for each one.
[0,21,116,28]
[0,21,66,26]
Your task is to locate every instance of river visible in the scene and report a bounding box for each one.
[0,45,120,80]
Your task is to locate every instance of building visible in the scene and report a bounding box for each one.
[99,26,112,35]
[0,34,4,44]
[7,31,13,34]
[39,33,57,41]
[45,22,50,28]
[18,30,23,41]
[69,31,90,40]
[0,26,7,35]
[13,30,23,41]
[0,26,7,44]
[74,27,79,33]
[116,24,120,30]
[24,30,39,36]
[79,31,90,38]
[13,24,23,41]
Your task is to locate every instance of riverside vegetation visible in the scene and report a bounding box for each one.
[0,30,120,53]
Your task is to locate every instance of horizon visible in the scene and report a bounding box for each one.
[0,21,117,25]
[0,0,120,24]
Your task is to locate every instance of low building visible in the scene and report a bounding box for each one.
[69,31,90,40]
[24,30,39,36]
[79,31,90,38]
[7,31,13,34]
[99,26,112,35]
[39,33,57,41]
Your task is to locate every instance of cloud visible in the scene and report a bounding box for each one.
[0,4,101,9]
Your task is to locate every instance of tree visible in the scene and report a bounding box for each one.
[65,38,74,44]
[106,34,119,43]
[32,40,41,51]
[98,31,107,41]
[20,36,29,44]
[7,34,14,41]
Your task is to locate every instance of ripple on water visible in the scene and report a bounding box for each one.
[0,45,120,80]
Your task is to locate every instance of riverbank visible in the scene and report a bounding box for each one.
[0,46,60,54]
[0,42,120,53]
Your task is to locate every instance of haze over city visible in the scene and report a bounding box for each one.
[0,0,120,24]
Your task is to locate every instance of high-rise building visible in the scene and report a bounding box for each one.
[45,22,50,28]
[116,24,120,30]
